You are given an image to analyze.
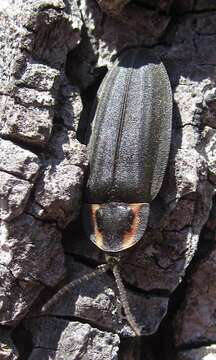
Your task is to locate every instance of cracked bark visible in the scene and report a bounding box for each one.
[0,0,216,359]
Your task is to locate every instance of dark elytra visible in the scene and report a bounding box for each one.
[84,47,173,253]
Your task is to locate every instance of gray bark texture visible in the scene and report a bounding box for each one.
[0,0,216,359]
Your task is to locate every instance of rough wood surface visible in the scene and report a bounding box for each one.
[0,0,216,359]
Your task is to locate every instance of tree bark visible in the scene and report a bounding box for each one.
[0,0,216,359]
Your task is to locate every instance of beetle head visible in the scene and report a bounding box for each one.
[83,202,150,253]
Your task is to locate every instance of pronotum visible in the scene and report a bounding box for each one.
[42,47,173,336]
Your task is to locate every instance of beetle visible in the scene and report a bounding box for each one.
[42,48,172,336]
[84,47,172,253]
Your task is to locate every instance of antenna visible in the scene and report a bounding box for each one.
[42,255,142,336]
[0,196,7,219]
[0,196,8,243]
[105,255,142,336]
[41,263,109,312]
[112,264,141,336]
